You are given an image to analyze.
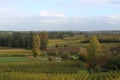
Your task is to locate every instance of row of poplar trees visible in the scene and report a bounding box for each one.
[32,32,49,57]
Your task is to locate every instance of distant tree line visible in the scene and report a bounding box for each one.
[0,32,33,49]
[0,31,74,49]
[82,34,120,43]
[81,39,120,43]
[48,32,74,39]
[0,31,49,49]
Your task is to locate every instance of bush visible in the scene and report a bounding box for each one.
[54,50,60,56]
[94,65,101,73]
[47,50,60,56]
[61,52,71,60]
[104,54,120,71]
[78,48,88,62]
[71,55,79,60]
[69,50,79,55]
[48,56,55,61]
[87,54,110,73]
[41,52,48,56]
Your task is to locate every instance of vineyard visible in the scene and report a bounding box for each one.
[0,71,119,80]
[0,32,120,80]
[0,61,119,80]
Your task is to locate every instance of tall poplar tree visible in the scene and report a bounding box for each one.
[88,36,101,58]
[87,36,102,73]
[39,32,49,50]
[32,34,40,58]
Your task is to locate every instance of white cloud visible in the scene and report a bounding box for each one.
[40,10,66,17]
[108,15,120,23]
[0,17,120,31]
[106,16,120,26]
[108,15,120,18]
[38,17,68,24]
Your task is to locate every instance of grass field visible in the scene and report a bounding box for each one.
[0,39,119,62]
[0,35,120,80]
[0,57,31,62]
[0,48,32,57]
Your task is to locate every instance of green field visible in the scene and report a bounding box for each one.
[0,36,120,80]
[0,57,32,62]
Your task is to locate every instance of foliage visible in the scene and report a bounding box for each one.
[71,55,79,60]
[0,32,33,49]
[103,54,120,71]
[81,34,120,43]
[46,50,59,56]
[48,31,74,39]
[88,36,101,57]
[78,48,88,62]
[32,34,40,57]
[48,56,55,61]
[39,32,49,50]
[110,46,120,56]
[87,36,102,73]
[61,52,71,60]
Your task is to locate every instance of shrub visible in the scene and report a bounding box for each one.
[48,56,55,61]
[104,54,120,71]
[61,52,71,60]
[71,55,79,60]
[41,52,48,57]
[47,50,60,56]
[54,50,60,56]
[78,48,88,62]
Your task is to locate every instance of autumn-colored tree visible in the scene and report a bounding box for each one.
[78,48,88,62]
[87,36,102,73]
[88,36,101,57]
[39,32,49,50]
[32,34,40,58]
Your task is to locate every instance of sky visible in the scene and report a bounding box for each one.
[0,0,120,31]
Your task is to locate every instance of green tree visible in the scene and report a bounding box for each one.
[32,34,40,58]
[87,36,102,73]
[88,36,101,56]
[39,32,49,50]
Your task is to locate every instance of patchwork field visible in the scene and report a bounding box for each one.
[0,34,120,80]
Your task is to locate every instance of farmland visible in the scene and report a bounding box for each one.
[0,31,120,80]
[0,71,120,80]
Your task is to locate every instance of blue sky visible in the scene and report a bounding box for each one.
[0,0,120,31]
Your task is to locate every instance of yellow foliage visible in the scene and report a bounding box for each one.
[32,34,40,57]
[88,36,101,57]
